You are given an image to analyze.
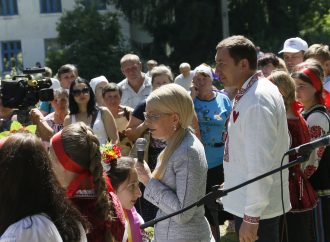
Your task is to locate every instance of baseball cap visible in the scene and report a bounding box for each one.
[194,64,213,80]
[278,37,308,54]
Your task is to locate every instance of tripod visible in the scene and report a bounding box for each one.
[140,154,310,242]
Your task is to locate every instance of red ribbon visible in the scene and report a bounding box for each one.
[324,90,330,108]
[51,130,86,173]
[291,101,304,117]
[300,68,322,92]
[51,130,114,197]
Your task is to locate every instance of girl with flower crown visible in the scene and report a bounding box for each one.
[48,122,126,242]
[104,154,145,242]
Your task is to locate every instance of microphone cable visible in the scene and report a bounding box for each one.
[280,154,289,242]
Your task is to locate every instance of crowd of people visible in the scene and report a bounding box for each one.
[0,35,329,242]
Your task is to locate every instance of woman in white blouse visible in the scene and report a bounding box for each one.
[0,132,88,242]
[63,77,119,145]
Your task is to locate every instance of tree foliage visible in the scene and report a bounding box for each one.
[46,0,126,81]
[110,0,330,72]
[110,0,223,73]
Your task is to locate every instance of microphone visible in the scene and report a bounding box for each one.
[285,134,330,156]
[136,138,147,163]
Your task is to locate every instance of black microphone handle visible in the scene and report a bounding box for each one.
[285,134,330,156]
[137,150,144,163]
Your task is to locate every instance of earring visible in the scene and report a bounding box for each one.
[172,124,177,132]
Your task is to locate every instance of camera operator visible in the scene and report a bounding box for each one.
[0,99,16,132]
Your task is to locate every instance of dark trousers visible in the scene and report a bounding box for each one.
[235,215,280,242]
[280,211,316,242]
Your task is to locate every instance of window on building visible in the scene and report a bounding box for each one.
[1,41,23,74]
[0,0,18,16]
[40,0,62,13]
[85,0,106,10]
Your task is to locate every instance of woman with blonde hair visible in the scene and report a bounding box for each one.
[269,70,317,242]
[125,65,174,221]
[136,83,212,242]
[49,122,126,242]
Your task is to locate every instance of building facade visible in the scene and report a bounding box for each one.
[0,0,151,76]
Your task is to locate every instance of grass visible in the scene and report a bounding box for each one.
[219,221,239,242]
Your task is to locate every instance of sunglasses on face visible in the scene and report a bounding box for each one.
[72,87,90,97]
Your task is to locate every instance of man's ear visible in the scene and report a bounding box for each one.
[239,59,250,71]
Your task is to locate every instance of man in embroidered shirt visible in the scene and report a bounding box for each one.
[117,54,152,109]
[215,35,290,242]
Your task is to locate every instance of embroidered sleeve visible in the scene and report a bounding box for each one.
[243,214,260,224]
[302,112,329,177]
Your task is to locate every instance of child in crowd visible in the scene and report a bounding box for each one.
[104,152,145,242]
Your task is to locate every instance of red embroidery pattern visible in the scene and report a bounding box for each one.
[233,71,263,108]
[309,125,323,139]
[233,111,239,123]
[304,165,317,178]
[243,214,260,224]
[317,146,325,158]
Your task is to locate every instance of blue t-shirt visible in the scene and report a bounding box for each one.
[39,101,54,114]
[194,92,232,168]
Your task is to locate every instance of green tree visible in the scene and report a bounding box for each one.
[46,0,126,82]
[300,7,330,44]
[110,0,330,71]
[110,0,223,74]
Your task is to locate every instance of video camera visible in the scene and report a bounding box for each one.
[0,67,54,125]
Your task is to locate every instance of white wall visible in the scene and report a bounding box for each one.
[0,0,148,75]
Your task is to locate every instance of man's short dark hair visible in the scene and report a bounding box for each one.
[258,53,280,68]
[216,35,257,70]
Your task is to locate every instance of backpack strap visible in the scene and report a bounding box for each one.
[90,108,99,129]
[123,107,130,121]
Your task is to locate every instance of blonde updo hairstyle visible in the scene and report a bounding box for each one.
[146,83,194,179]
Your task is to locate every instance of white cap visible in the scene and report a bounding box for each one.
[193,64,213,80]
[50,78,61,89]
[90,75,108,94]
[278,37,308,54]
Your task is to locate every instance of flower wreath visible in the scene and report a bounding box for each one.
[100,142,121,172]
